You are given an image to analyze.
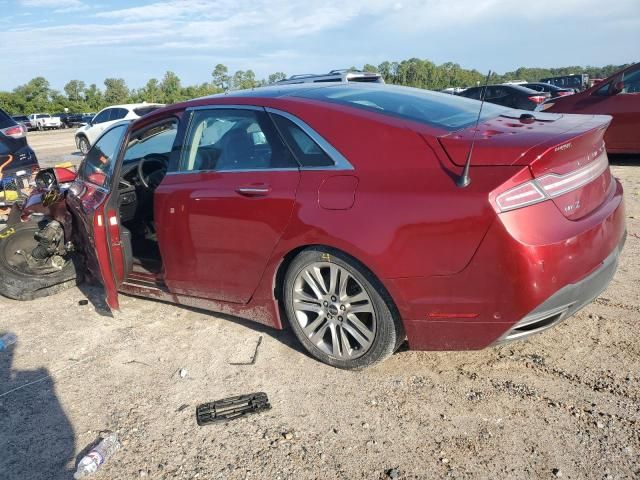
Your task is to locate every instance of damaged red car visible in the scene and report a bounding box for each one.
[0,83,626,369]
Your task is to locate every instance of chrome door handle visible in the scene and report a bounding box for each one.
[236,186,271,197]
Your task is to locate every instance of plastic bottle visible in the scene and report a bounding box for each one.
[73,433,121,479]
[0,333,17,351]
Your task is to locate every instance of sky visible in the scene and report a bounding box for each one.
[0,0,638,91]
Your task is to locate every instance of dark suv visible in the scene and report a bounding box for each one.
[0,108,39,177]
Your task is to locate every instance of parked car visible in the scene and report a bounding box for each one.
[540,63,640,154]
[27,113,62,131]
[0,83,625,369]
[79,114,95,125]
[53,112,85,129]
[75,103,164,154]
[275,69,384,85]
[540,74,589,91]
[521,82,574,97]
[11,115,33,131]
[0,108,39,178]
[458,84,550,110]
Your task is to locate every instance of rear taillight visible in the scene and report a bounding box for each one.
[1,124,26,139]
[528,95,547,104]
[557,91,573,96]
[494,150,609,212]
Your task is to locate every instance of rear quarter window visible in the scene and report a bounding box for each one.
[271,114,334,167]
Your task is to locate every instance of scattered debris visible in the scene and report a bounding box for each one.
[123,360,150,367]
[78,299,89,306]
[229,335,263,366]
[178,368,188,379]
[552,468,562,477]
[176,404,189,413]
[74,433,120,479]
[282,431,294,440]
[196,392,271,425]
[385,467,400,479]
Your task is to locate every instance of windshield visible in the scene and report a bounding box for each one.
[294,84,509,131]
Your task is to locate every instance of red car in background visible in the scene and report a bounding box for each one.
[0,83,626,369]
[539,63,640,154]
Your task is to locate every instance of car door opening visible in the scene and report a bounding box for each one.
[118,119,178,274]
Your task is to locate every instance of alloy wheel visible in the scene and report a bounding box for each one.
[292,262,376,359]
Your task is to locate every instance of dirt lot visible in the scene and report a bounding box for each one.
[25,128,84,168]
[1,130,639,479]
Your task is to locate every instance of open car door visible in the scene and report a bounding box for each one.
[65,121,131,310]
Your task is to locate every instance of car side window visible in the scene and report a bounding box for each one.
[180,109,297,172]
[594,82,609,96]
[93,109,111,124]
[79,124,128,187]
[621,68,640,94]
[110,108,129,121]
[124,120,178,163]
[462,88,479,100]
[271,114,334,167]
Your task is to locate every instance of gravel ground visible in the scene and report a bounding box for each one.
[0,131,639,479]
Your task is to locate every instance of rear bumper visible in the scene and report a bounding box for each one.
[1,147,39,177]
[493,230,625,344]
[388,177,626,351]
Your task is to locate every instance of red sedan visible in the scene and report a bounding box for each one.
[0,83,626,369]
[540,63,640,154]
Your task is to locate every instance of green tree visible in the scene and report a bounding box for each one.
[64,80,86,102]
[362,64,379,73]
[211,64,230,90]
[267,72,287,84]
[103,78,129,105]
[160,71,183,104]
[84,84,103,111]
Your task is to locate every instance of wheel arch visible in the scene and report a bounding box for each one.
[271,243,404,336]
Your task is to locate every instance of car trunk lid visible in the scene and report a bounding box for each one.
[437,112,613,220]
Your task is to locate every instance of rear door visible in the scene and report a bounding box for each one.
[66,122,130,309]
[155,106,301,303]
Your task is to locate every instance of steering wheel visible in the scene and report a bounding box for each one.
[137,154,168,190]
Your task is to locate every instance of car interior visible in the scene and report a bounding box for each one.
[117,120,177,273]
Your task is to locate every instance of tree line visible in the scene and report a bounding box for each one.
[0,60,630,115]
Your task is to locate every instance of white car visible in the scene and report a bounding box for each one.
[75,103,164,154]
[28,113,62,131]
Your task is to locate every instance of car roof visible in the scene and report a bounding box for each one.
[101,103,165,110]
[197,83,330,100]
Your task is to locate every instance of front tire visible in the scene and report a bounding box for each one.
[283,247,404,369]
[0,222,78,300]
[78,136,90,155]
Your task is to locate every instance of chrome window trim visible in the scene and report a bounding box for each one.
[167,167,299,176]
[265,107,354,171]
[185,104,264,112]
[171,104,353,174]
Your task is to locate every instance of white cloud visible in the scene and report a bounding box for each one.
[20,0,88,12]
[1,0,638,90]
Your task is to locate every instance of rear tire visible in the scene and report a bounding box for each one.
[283,247,404,370]
[0,222,78,300]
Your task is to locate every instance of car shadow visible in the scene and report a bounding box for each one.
[609,154,640,166]
[75,281,113,318]
[0,333,76,480]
